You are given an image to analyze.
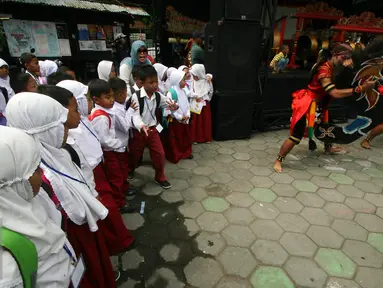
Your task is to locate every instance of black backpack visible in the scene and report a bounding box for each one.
[125,90,161,115]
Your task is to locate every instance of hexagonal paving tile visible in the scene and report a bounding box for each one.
[160,191,183,203]
[225,192,255,208]
[250,219,284,240]
[274,197,304,213]
[364,168,383,178]
[367,233,383,253]
[271,183,299,197]
[224,207,255,225]
[217,147,235,155]
[169,218,200,240]
[354,181,382,193]
[202,197,230,213]
[250,157,271,166]
[292,180,319,192]
[301,207,334,226]
[216,277,251,288]
[280,232,318,257]
[231,160,253,170]
[221,225,256,247]
[250,266,294,288]
[270,173,294,184]
[229,168,254,181]
[365,193,383,207]
[324,203,356,220]
[332,219,368,241]
[285,257,327,288]
[343,240,383,268]
[227,179,254,193]
[193,166,215,176]
[146,266,185,288]
[276,213,310,233]
[288,170,313,180]
[188,175,212,188]
[142,182,164,196]
[177,159,198,170]
[355,214,383,233]
[329,173,355,185]
[197,212,228,233]
[307,167,331,176]
[209,172,233,184]
[249,188,277,203]
[355,267,383,288]
[200,150,219,158]
[296,192,325,208]
[120,249,144,270]
[232,152,251,161]
[184,257,223,288]
[315,248,357,278]
[346,198,377,214]
[159,241,193,264]
[325,278,361,288]
[318,188,346,203]
[250,166,273,176]
[251,239,288,266]
[194,232,226,256]
[122,213,145,231]
[215,154,235,164]
[218,247,257,278]
[337,185,366,198]
[178,201,204,218]
[181,187,208,202]
[347,170,371,181]
[377,208,383,219]
[307,226,344,248]
[250,176,275,188]
[250,202,280,219]
[311,176,337,188]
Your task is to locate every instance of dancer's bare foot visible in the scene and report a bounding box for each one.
[273,160,283,173]
[361,139,371,149]
[325,146,345,154]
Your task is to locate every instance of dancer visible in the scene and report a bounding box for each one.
[361,124,383,149]
[273,44,376,173]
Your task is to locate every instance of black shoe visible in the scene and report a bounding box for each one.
[128,172,135,181]
[155,180,172,189]
[114,270,121,281]
[119,203,135,214]
[187,154,194,159]
[125,187,137,197]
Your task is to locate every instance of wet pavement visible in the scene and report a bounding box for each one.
[114,129,383,288]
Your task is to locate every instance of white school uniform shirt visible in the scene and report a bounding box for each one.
[112,101,135,147]
[167,88,191,122]
[131,87,169,130]
[90,104,125,152]
[190,73,214,102]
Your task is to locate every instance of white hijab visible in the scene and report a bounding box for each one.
[190,64,211,97]
[165,67,177,91]
[170,70,190,119]
[0,126,73,288]
[178,65,192,89]
[97,60,113,81]
[0,58,15,99]
[153,63,168,94]
[39,60,58,77]
[6,93,108,232]
[57,80,103,170]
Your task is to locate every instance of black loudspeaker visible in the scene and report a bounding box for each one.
[210,0,264,22]
[211,90,255,140]
[204,21,263,93]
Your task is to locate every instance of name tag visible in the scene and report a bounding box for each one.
[71,256,86,288]
[156,123,163,133]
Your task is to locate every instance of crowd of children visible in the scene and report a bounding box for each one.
[0,43,214,287]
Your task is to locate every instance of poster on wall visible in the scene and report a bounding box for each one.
[31,21,60,57]
[3,19,34,57]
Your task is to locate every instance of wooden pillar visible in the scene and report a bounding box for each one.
[289,17,303,69]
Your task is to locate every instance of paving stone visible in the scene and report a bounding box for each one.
[227,179,254,193]
[325,278,361,288]
[315,248,357,278]
[271,183,299,197]
[301,207,334,226]
[122,213,145,231]
[235,140,251,147]
[146,267,186,288]
[285,257,327,288]
[324,203,356,220]
[249,143,268,151]
[250,266,294,288]
[249,188,277,203]
[142,182,164,196]
[329,173,355,185]
[218,247,257,278]
[280,232,318,257]
[332,219,368,241]
[224,207,255,225]
[368,157,383,165]
[209,172,233,184]
[184,257,223,288]
[288,170,313,180]
[250,176,275,188]
[307,167,331,176]
[149,207,177,224]
[343,240,383,268]
[250,219,284,240]
[377,208,383,219]
[200,150,219,158]
[177,160,198,170]
[367,233,383,253]
[196,158,217,167]
[249,157,271,166]
[217,148,235,155]
[159,241,193,265]
[178,202,204,218]
[346,198,377,214]
[356,267,383,288]
[250,166,273,176]
[216,277,251,288]
[181,187,208,202]
[250,202,280,219]
[276,213,310,233]
[354,181,382,194]
[231,160,253,170]
[293,180,319,192]
[251,239,288,266]
[188,175,212,188]
[274,197,304,213]
[193,166,215,176]
[270,173,294,184]
[347,170,372,181]
[355,214,383,233]
[225,192,255,208]
[318,188,346,203]
[365,194,383,207]
[169,218,200,240]
[212,162,235,173]
[202,197,230,213]
[229,168,254,181]
[135,223,169,248]
[296,192,325,208]
[120,249,144,270]
[160,191,183,203]
[307,226,344,248]
[337,185,366,198]
[120,279,140,288]
[363,168,383,178]
[232,152,251,161]
[194,232,226,256]
[221,225,256,247]
[197,212,228,233]
[311,176,338,188]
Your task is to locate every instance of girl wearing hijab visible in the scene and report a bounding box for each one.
[0,126,75,288]
[162,70,193,163]
[39,60,58,84]
[153,63,168,94]
[6,92,116,288]
[120,40,151,86]
[190,64,214,143]
[55,81,134,255]
[97,60,116,82]
[0,59,15,126]
[178,65,192,89]
[165,67,177,92]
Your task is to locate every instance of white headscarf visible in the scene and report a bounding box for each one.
[165,67,177,91]
[0,58,15,99]
[169,70,190,119]
[6,92,108,232]
[57,80,103,170]
[97,60,113,81]
[39,60,58,77]
[178,65,192,88]
[190,64,211,98]
[153,63,168,94]
[0,126,73,288]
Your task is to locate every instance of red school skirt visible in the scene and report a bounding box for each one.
[162,119,192,164]
[191,101,213,143]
